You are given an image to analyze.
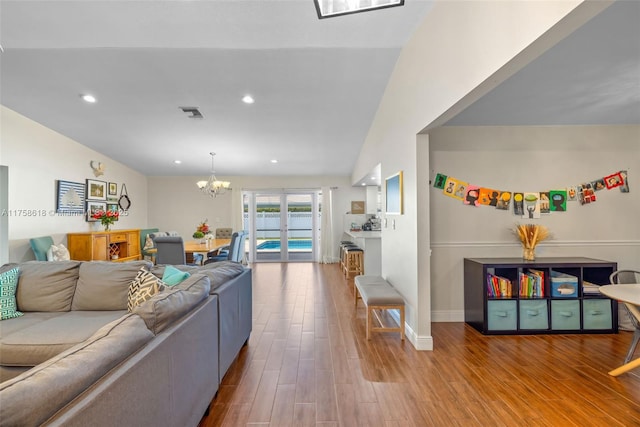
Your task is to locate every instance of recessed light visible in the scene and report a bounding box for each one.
[80,94,96,103]
[270,159,278,164]
[361,183,366,186]
[242,95,255,104]
[174,160,182,164]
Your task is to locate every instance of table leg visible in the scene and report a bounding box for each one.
[609,357,640,376]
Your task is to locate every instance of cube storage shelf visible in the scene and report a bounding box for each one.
[464,257,618,335]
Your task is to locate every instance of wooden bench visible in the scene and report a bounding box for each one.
[354,275,405,340]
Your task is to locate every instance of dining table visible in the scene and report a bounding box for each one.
[598,284,640,376]
[183,238,231,264]
[147,238,231,264]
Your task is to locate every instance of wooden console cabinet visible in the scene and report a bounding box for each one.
[68,229,141,262]
[464,257,618,335]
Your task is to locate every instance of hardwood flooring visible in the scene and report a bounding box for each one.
[199,262,640,427]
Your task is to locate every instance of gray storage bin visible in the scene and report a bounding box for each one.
[551,300,581,330]
[487,300,517,331]
[519,300,549,330]
[583,299,613,330]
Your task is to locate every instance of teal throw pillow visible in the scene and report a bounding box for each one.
[1,267,23,320]
[162,265,191,286]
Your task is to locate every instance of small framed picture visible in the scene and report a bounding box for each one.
[108,182,118,196]
[351,201,365,214]
[86,179,107,201]
[86,201,106,222]
[106,203,120,221]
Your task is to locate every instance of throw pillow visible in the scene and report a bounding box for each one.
[0,267,23,320]
[161,265,191,286]
[143,235,154,250]
[46,244,71,261]
[127,268,166,312]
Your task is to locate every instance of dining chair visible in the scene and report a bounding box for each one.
[610,269,640,363]
[154,236,187,265]
[205,231,245,264]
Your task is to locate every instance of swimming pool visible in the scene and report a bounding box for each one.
[257,240,312,250]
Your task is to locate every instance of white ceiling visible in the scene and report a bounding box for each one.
[1,1,638,182]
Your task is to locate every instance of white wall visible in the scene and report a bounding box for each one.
[1,106,149,262]
[428,125,640,321]
[147,174,365,261]
[352,0,599,349]
[0,166,8,264]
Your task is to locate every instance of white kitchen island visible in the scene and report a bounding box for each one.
[345,230,381,276]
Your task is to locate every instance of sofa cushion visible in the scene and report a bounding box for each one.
[0,267,22,320]
[133,274,210,334]
[127,268,165,312]
[0,314,153,427]
[162,265,191,286]
[15,261,81,312]
[72,261,152,311]
[151,261,245,292]
[0,311,127,366]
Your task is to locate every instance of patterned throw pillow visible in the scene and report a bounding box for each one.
[0,267,23,320]
[127,268,165,312]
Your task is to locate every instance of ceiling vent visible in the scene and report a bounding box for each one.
[179,106,203,119]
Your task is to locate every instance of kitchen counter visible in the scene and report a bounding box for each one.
[346,230,381,239]
[344,230,381,276]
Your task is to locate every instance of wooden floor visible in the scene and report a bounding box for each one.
[199,262,640,427]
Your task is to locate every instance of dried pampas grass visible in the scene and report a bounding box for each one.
[513,224,551,260]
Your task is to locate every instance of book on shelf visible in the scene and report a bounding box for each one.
[518,269,545,298]
[487,273,512,298]
[582,280,601,294]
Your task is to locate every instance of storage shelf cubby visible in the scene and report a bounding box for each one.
[464,257,618,335]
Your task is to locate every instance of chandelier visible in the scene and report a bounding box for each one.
[196,152,231,198]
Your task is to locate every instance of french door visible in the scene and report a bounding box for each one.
[243,191,318,262]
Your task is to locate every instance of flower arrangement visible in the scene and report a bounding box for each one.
[193,219,211,239]
[513,223,551,261]
[92,209,119,231]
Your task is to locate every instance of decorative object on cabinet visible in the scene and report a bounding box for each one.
[89,160,105,177]
[67,229,141,262]
[118,183,131,211]
[91,207,120,231]
[56,180,85,213]
[108,182,118,196]
[464,257,618,335]
[385,170,403,215]
[86,201,107,222]
[86,179,107,200]
[513,223,551,261]
[351,201,365,214]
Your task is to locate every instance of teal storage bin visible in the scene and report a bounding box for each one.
[551,300,581,330]
[519,300,549,330]
[487,300,517,331]
[583,299,612,330]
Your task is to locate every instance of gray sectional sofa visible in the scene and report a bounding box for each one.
[0,259,252,426]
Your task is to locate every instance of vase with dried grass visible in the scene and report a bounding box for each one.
[513,223,550,261]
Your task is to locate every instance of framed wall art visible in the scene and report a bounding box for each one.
[108,182,118,196]
[56,180,85,213]
[106,203,120,221]
[86,200,106,222]
[86,179,107,201]
[385,171,403,215]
